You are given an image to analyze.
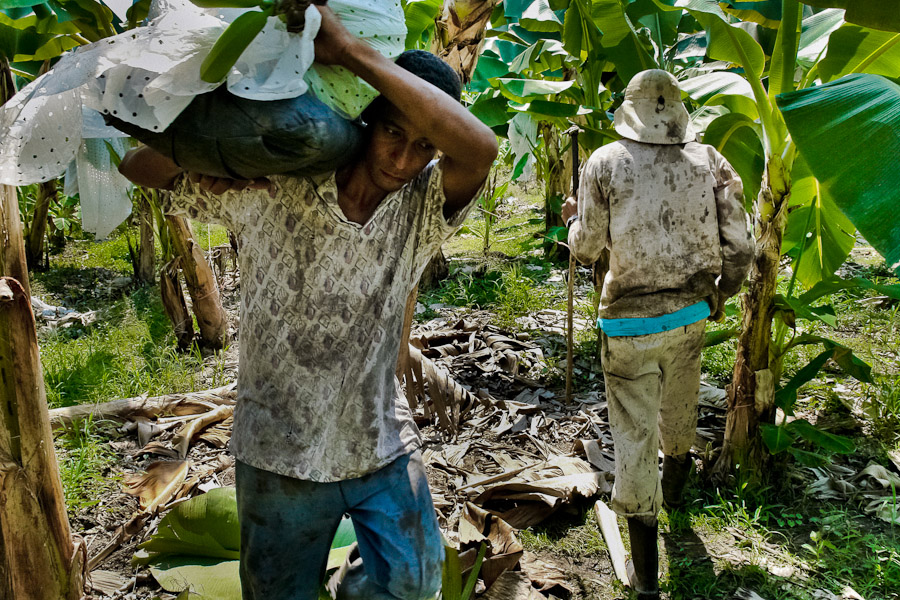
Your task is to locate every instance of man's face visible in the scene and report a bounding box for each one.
[363,105,437,194]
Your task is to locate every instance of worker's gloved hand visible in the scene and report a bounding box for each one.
[710,291,729,323]
[561,196,578,224]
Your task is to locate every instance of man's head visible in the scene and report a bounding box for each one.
[613,69,695,145]
[360,50,462,194]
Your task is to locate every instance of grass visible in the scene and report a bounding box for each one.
[57,417,120,513]
[39,286,206,409]
[518,507,608,559]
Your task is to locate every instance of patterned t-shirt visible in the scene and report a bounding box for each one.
[164,161,475,481]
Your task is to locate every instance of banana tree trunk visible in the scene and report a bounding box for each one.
[712,162,790,481]
[25,180,56,270]
[0,186,29,301]
[166,215,227,349]
[136,192,156,284]
[540,122,567,232]
[0,278,87,598]
[159,260,195,350]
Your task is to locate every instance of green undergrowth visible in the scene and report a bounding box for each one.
[35,225,232,515]
[662,479,900,600]
[39,285,206,409]
[43,219,229,274]
[57,417,119,513]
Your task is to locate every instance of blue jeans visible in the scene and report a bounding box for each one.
[235,450,443,599]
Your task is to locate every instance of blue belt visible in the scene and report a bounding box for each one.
[597,301,710,337]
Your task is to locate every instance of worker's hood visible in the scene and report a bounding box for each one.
[613,69,696,145]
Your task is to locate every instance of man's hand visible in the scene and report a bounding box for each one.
[188,172,275,197]
[710,291,728,323]
[312,5,356,67]
[561,196,578,224]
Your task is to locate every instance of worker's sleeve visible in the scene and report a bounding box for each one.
[713,150,754,297]
[567,153,608,265]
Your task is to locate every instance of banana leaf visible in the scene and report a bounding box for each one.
[777,73,900,276]
[780,156,855,288]
[404,0,442,47]
[817,25,900,82]
[135,487,357,600]
[798,0,900,33]
[701,111,764,205]
[796,8,844,67]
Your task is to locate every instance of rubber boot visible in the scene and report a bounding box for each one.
[661,453,692,509]
[626,517,660,600]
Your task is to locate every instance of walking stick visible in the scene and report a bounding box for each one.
[565,126,581,405]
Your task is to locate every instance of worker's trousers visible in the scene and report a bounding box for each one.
[235,450,443,600]
[601,320,706,519]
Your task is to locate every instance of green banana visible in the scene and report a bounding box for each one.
[200,7,273,83]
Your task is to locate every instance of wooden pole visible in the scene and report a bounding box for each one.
[565,128,581,405]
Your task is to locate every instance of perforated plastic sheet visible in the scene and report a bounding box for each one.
[76,138,133,240]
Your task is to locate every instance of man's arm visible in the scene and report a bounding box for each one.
[564,155,609,265]
[314,6,498,214]
[119,145,184,190]
[119,145,273,195]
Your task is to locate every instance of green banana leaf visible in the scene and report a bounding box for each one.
[652,0,766,77]
[200,7,272,83]
[593,0,639,48]
[561,0,602,59]
[403,0,442,48]
[628,0,681,50]
[189,0,266,7]
[777,73,900,276]
[134,488,241,565]
[798,0,900,33]
[492,77,575,102]
[679,70,754,104]
[796,8,844,66]
[519,0,563,33]
[818,24,900,82]
[721,0,784,29]
[135,488,357,600]
[781,156,855,288]
[48,0,117,41]
[701,111,764,205]
[469,92,513,128]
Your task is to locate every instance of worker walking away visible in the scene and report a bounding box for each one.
[562,69,753,599]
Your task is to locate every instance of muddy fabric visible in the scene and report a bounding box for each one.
[601,321,706,518]
[568,139,754,319]
[164,161,476,482]
[235,451,443,599]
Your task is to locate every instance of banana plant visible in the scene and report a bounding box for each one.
[467,0,629,240]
